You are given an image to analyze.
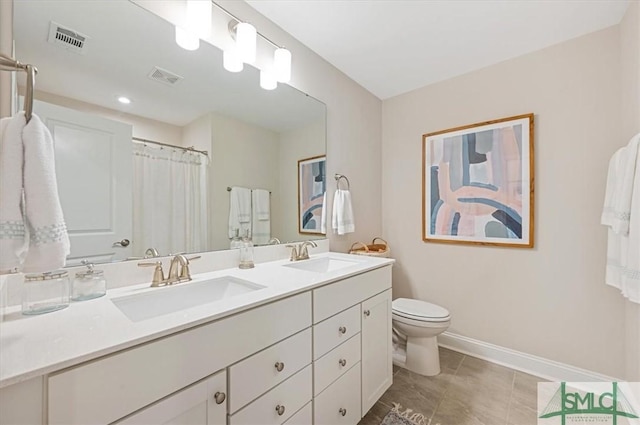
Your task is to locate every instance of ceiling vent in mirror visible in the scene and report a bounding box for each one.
[48,21,88,54]
[147,67,184,86]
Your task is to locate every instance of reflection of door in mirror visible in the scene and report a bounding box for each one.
[33,100,133,264]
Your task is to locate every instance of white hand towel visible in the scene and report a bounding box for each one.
[320,191,327,234]
[603,133,640,304]
[251,189,271,245]
[332,189,355,235]
[601,148,625,227]
[228,186,251,239]
[0,113,28,272]
[21,114,70,273]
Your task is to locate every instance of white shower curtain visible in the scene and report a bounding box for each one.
[132,143,209,257]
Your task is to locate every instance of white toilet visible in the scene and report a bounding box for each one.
[392,298,451,376]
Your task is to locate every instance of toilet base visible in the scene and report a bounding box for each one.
[393,336,440,376]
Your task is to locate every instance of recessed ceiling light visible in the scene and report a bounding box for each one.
[118,96,131,104]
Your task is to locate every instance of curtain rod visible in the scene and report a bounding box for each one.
[132,137,208,156]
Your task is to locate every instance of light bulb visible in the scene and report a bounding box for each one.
[260,69,277,90]
[223,48,243,73]
[274,48,291,83]
[175,26,199,51]
[236,22,257,64]
[187,0,212,39]
[117,96,131,104]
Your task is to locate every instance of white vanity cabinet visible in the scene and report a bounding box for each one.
[0,261,394,425]
[311,266,393,423]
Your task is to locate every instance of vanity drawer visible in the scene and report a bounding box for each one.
[313,266,391,323]
[313,304,360,360]
[314,333,361,395]
[283,402,312,425]
[314,362,362,425]
[48,292,311,425]
[230,365,312,425]
[230,328,312,413]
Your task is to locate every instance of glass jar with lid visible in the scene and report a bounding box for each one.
[22,270,71,315]
[72,262,106,301]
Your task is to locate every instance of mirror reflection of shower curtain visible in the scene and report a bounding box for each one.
[132,143,209,257]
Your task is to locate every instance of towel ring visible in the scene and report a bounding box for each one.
[335,173,350,190]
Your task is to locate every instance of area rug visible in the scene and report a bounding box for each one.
[381,403,435,425]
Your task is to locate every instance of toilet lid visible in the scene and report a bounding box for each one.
[392,298,450,320]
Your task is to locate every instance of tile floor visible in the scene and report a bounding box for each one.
[359,348,547,425]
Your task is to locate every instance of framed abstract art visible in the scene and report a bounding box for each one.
[298,155,326,235]
[422,114,534,248]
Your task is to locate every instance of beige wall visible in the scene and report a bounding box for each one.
[277,120,326,243]
[209,112,280,250]
[382,26,629,378]
[620,1,640,381]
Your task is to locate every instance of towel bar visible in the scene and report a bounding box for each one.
[335,173,350,190]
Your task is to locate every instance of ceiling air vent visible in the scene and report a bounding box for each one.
[48,21,88,54]
[147,67,184,86]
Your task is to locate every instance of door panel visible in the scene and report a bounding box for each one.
[361,289,392,416]
[33,100,132,263]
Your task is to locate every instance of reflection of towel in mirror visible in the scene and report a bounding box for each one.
[602,133,640,303]
[252,189,270,245]
[21,114,70,273]
[332,189,355,235]
[0,113,28,271]
[320,191,327,234]
[228,187,251,239]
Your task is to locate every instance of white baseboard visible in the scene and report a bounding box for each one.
[438,331,622,382]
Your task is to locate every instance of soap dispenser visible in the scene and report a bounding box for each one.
[239,231,255,269]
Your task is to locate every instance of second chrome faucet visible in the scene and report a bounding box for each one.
[286,240,318,261]
[138,254,201,287]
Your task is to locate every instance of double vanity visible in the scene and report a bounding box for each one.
[0,249,394,425]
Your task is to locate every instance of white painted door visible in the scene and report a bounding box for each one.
[115,371,227,425]
[32,100,132,263]
[361,289,393,416]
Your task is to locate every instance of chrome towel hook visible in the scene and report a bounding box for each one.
[335,173,350,190]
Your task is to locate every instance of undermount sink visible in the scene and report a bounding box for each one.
[112,276,266,322]
[283,257,360,273]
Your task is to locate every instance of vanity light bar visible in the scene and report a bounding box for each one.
[214,3,292,89]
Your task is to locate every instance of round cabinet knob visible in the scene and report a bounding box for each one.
[338,326,347,334]
[364,310,371,317]
[275,405,286,416]
[214,392,226,404]
[339,358,347,367]
[339,408,347,416]
[274,362,285,372]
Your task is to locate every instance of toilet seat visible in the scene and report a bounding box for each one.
[392,298,450,322]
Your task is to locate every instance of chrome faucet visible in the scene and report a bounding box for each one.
[268,237,281,245]
[286,240,318,261]
[145,247,160,258]
[138,254,201,287]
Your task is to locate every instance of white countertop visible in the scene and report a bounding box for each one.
[0,252,394,389]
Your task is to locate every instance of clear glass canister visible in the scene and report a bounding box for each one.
[239,236,255,269]
[22,270,71,315]
[72,263,106,301]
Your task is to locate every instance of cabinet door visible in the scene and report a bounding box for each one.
[361,289,392,416]
[115,370,226,425]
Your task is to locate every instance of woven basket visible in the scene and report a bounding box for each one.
[349,237,390,258]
